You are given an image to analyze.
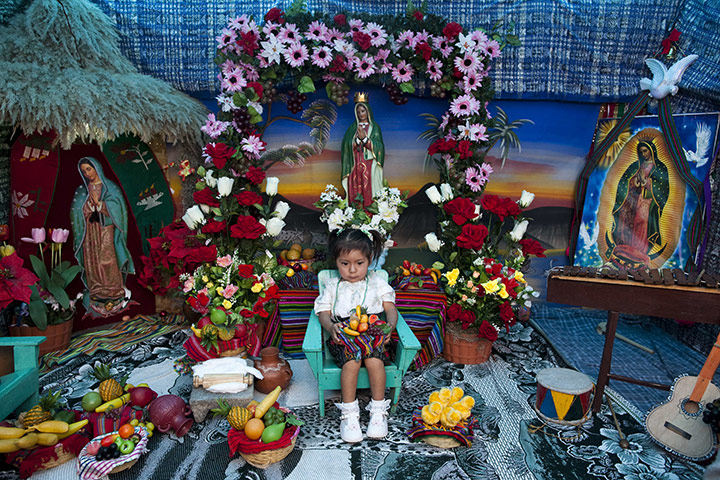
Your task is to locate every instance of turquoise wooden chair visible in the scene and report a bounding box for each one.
[302,270,421,416]
[0,336,45,421]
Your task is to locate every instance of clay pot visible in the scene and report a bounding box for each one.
[148,395,194,437]
[254,346,293,394]
[443,321,493,365]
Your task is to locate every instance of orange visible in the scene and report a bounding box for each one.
[357,323,369,333]
[244,418,265,440]
[118,424,134,439]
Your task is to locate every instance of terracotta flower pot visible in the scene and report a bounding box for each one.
[442,321,493,365]
[9,319,74,357]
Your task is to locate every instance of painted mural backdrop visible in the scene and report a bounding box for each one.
[574,112,718,269]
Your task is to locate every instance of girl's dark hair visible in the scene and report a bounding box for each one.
[328,229,383,265]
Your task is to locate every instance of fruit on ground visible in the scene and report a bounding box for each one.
[244,418,265,440]
[211,399,252,430]
[23,390,62,428]
[81,392,103,412]
[92,363,124,402]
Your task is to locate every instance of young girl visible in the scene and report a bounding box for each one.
[314,228,398,443]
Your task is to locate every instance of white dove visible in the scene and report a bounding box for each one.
[578,221,598,249]
[639,54,698,100]
[683,122,711,168]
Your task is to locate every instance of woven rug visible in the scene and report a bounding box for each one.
[9,321,706,479]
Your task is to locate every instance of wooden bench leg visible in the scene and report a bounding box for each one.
[318,388,325,417]
[593,310,619,412]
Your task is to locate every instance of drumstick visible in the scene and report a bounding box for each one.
[606,395,630,449]
[596,321,655,354]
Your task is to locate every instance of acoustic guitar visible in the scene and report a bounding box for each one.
[645,333,720,461]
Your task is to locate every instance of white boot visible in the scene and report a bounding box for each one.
[335,399,363,443]
[366,399,391,439]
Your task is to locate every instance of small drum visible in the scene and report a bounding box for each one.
[535,368,594,426]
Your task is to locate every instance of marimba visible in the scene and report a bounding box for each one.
[546,266,720,412]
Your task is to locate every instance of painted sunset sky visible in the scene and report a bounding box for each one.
[260,86,600,209]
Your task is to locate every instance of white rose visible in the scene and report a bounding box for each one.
[204,169,217,188]
[182,205,205,230]
[425,185,442,204]
[518,190,535,208]
[273,201,290,219]
[425,232,444,252]
[217,177,234,197]
[265,177,279,196]
[510,220,529,241]
[440,183,454,201]
[265,217,286,236]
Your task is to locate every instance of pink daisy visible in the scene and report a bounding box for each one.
[364,22,387,47]
[305,20,328,41]
[449,94,481,117]
[472,124,489,142]
[215,28,237,50]
[241,134,266,158]
[262,21,282,38]
[396,30,415,48]
[454,51,480,74]
[478,162,493,183]
[471,30,489,44]
[426,58,443,81]
[283,42,309,67]
[228,15,250,31]
[377,59,392,74]
[348,19,365,34]
[391,60,414,83]
[414,29,430,45]
[201,114,230,139]
[258,56,269,68]
[278,23,301,44]
[432,36,453,58]
[311,46,333,68]
[485,39,501,58]
[375,48,390,61]
[355,53,376,78]
[324,27,344,43]
[463,71,480,93]
[220,59,239,75]
[439,113,450,131]
[242,20,259,37]
[221,67,247,92]
[465,166,484,192]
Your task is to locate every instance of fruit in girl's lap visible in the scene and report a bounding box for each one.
[357,323,369,333]
[349,319,359,330]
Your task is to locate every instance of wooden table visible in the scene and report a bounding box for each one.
[546,268,720,412]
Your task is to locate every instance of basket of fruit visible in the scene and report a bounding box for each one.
[222,386,303,469]
[336,306,393,357]
[406,387,478,448]
[77,425,149,479]
[391,261,441,291]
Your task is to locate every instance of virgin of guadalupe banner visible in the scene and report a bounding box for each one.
[573,112,718,270]
[102,134,175,254]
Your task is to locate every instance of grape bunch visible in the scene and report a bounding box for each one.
[259,81,278,104]
[327,82,350,106]
[233,107,252,135]
[286,91,308,114]
[703,398,720,433]
[366,325,385,337]
[386,83,408,105]
[429,81,447,99]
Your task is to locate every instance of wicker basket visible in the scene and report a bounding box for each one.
[109,458,138,474]
[239,438,296,469]
[219,346,247,358]
[421,435,462,449]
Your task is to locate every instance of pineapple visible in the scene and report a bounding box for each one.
[23,390,62,428]
[200,324,220,353]
[212,398,251,430]
[92,363,124,402]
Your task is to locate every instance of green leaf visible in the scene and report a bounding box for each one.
[399,82,415,93]
[247,105,258,117]
[196,166,206,177]
[59,265,81,287]
[28,298,48,330]
[325,82,333,99]
[211,207,223,216]
[297,76,316,93]
[250,114,263,124]
[449,252,457,262]
[432,261,445,270]
[30,255,49,286]
[286,413,304,426]
[506,34,521,46]
[232,92,248,106]
[406,0,416,14]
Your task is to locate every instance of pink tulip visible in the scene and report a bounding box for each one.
[21,227,46,244]
[51,228,70,243]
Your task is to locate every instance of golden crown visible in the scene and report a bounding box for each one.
[354,92,369,103]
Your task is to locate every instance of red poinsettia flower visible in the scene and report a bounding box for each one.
[234,191,263,206]
[0,253,39,309]
[193,187,220,207]
[456,223,488,250]
[519,238,546,257]
[238,31,259,56]
[245,166,266,185]
[333,14,347,26]
[477,320,499,342]
[329,55,347,73]
[444,197,477,225]
[230,216,266,239]
[413,11,424,21]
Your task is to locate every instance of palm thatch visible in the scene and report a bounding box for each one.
[0,0,207,149]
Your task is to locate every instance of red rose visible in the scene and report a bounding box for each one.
[352,31,372,51]
[188,292,210,314]
[456,223,488,250]
[237,264,254,278]
[477,320,498,342]
[201,219,227,234]
[486,262,503,276]
[333,14,347,26]
[263,284,280,301]
[442,22,463,39]
[452,66,463,79]
[187,245,218,265]
[329,55,347,73]
[230,215,266,239]
[413,11,424,21]
[247,82,263,99]
[447,303,464,322]
[459,309,476,329]
[415,41,432,61]
[499,301,515,332]
[245,166,266,185]
[193,187,219,207]
[253,299,270,318]
[457,140,473,159]
[264,7,284,23]
[481,194,520,221]
[502,198,522,219]
[234,190,263,206]
[444,197,477,225]
[204,142,236,170]
[239,308,255,318]
[519,238,546,257]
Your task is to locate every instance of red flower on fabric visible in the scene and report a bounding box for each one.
[519,238,546,257]
[444,197,477,225]
[456,223,488,250]
[442,22,463,39]
[264,8,284,24]
[352,31,372,51]
[333,14,347,26]
[204,142,236,170]
[230,216,266,239]
[201,219,227,234]
[477,320,499,342]
[447,303,463,322]
[413,11,424,21]
[329,55,347,73]
[237,264,254,278]
[247,82,264,99]
[245,166,266,185]
[499,301,515,332]
[193,187,220,207]
[415,42,432,61]
[0,253,40,309]
[234,191,263,206]
[456,140,473,159]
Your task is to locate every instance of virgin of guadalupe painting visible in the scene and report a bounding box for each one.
[574,113,719,270]
[70,157,135,318]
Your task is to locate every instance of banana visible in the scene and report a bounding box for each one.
[355,305,362,317]
[343,327,360,336]
[0,427,27,439]
[56,419,89,439]
[190,325,202,337]
[36,433,59,446]
[14,432,38,449]
[28,420,69,434]
[95,393,130,412]
[0,439,20,453]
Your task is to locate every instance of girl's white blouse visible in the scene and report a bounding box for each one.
[314,271,395,317]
